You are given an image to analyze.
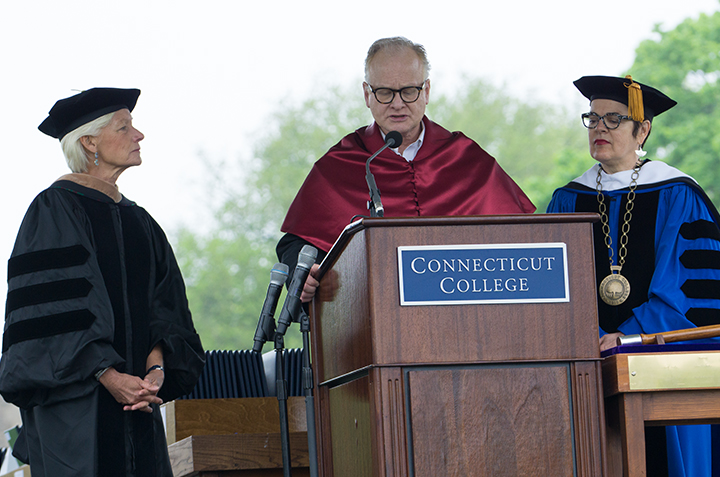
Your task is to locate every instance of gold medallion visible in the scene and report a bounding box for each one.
[599,272,630,306]
[596,164,641,307]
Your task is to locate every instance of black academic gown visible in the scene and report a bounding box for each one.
[0,174,205,477]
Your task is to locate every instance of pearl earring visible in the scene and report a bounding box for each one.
[94,152,99,166]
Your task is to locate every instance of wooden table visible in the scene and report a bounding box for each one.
[601,347,720,476]
[163,397,310,476]
[168,433,310,477]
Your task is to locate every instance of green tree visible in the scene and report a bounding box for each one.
[178,85,370,350]
[428,78,587,211]
[175,228,269,349]
[178,79,582,350]
[629,11,720,205]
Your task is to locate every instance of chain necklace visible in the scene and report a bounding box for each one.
[595,162,641,306]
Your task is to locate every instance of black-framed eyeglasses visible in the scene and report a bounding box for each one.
[368,82,426,104]
[581,112,633,130]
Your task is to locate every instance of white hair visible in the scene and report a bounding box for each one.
[60,112,115,173]
[364,37,431,82]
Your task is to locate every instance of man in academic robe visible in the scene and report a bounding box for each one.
[278,37,535,299]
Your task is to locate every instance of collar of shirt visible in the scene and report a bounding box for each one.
[379,122,426,162]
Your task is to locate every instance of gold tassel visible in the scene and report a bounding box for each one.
[624,75,644,122]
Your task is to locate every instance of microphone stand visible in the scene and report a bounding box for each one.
[272,246,316,476]
[275,310,319,477]
[365,131,402,217]
[273,330,293,477]
[366,147,388,218]
[299,310,319,477]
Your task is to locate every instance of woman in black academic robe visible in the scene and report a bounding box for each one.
[0,88,205,477]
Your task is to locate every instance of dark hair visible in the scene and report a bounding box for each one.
[632,120,652,147]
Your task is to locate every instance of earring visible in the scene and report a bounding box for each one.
[94,152,99,166]
[635,145,647,158]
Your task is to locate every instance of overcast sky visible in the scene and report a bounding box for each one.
[1,0,719,308]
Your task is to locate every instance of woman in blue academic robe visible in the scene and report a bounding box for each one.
[547,75,720,477]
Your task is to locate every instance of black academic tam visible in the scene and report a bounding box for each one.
[39,87,141,140]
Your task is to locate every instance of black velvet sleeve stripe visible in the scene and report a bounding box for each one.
[681,279,720,300]
[685,308,720,327]
[2,309,96,353]
[7,245,90,280]
[6,278,93,313]
[680,220,720,241]
[680,250,720,270]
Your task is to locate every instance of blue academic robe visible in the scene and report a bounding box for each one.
[548,160,720,477]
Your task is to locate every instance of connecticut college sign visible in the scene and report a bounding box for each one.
[397,243,569,306]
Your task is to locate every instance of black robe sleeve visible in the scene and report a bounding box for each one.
[0,189,124,408]
[145,216,205,401]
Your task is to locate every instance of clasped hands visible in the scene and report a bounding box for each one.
[98,367,164,413]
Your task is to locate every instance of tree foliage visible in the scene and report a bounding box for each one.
[629,11,720,204]
[177,86,370,350]
[427,78,587,211]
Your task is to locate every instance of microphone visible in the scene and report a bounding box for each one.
[366,131,403,217]
[384,130,403,148]
[276,245,318,336]
[252,263,290,353]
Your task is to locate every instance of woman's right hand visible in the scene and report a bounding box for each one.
[599,332,624,352]
[98,367,162,413]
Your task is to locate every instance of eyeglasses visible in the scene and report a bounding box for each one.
[368,82,426,104]
[581,112,633,130]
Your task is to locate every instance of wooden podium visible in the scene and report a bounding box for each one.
[602,346,720,476]
[309,214,607,476]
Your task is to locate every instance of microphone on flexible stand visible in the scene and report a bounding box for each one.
[366,130,403,218]
[273,247,317,477]
[252,263,290,353]
[276,245,318,337]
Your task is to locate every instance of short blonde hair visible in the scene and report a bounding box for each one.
[60,112,115,173]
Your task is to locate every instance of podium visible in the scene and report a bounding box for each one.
[309,214,607,476]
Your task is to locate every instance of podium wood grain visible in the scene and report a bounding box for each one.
[311,215,607,476]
